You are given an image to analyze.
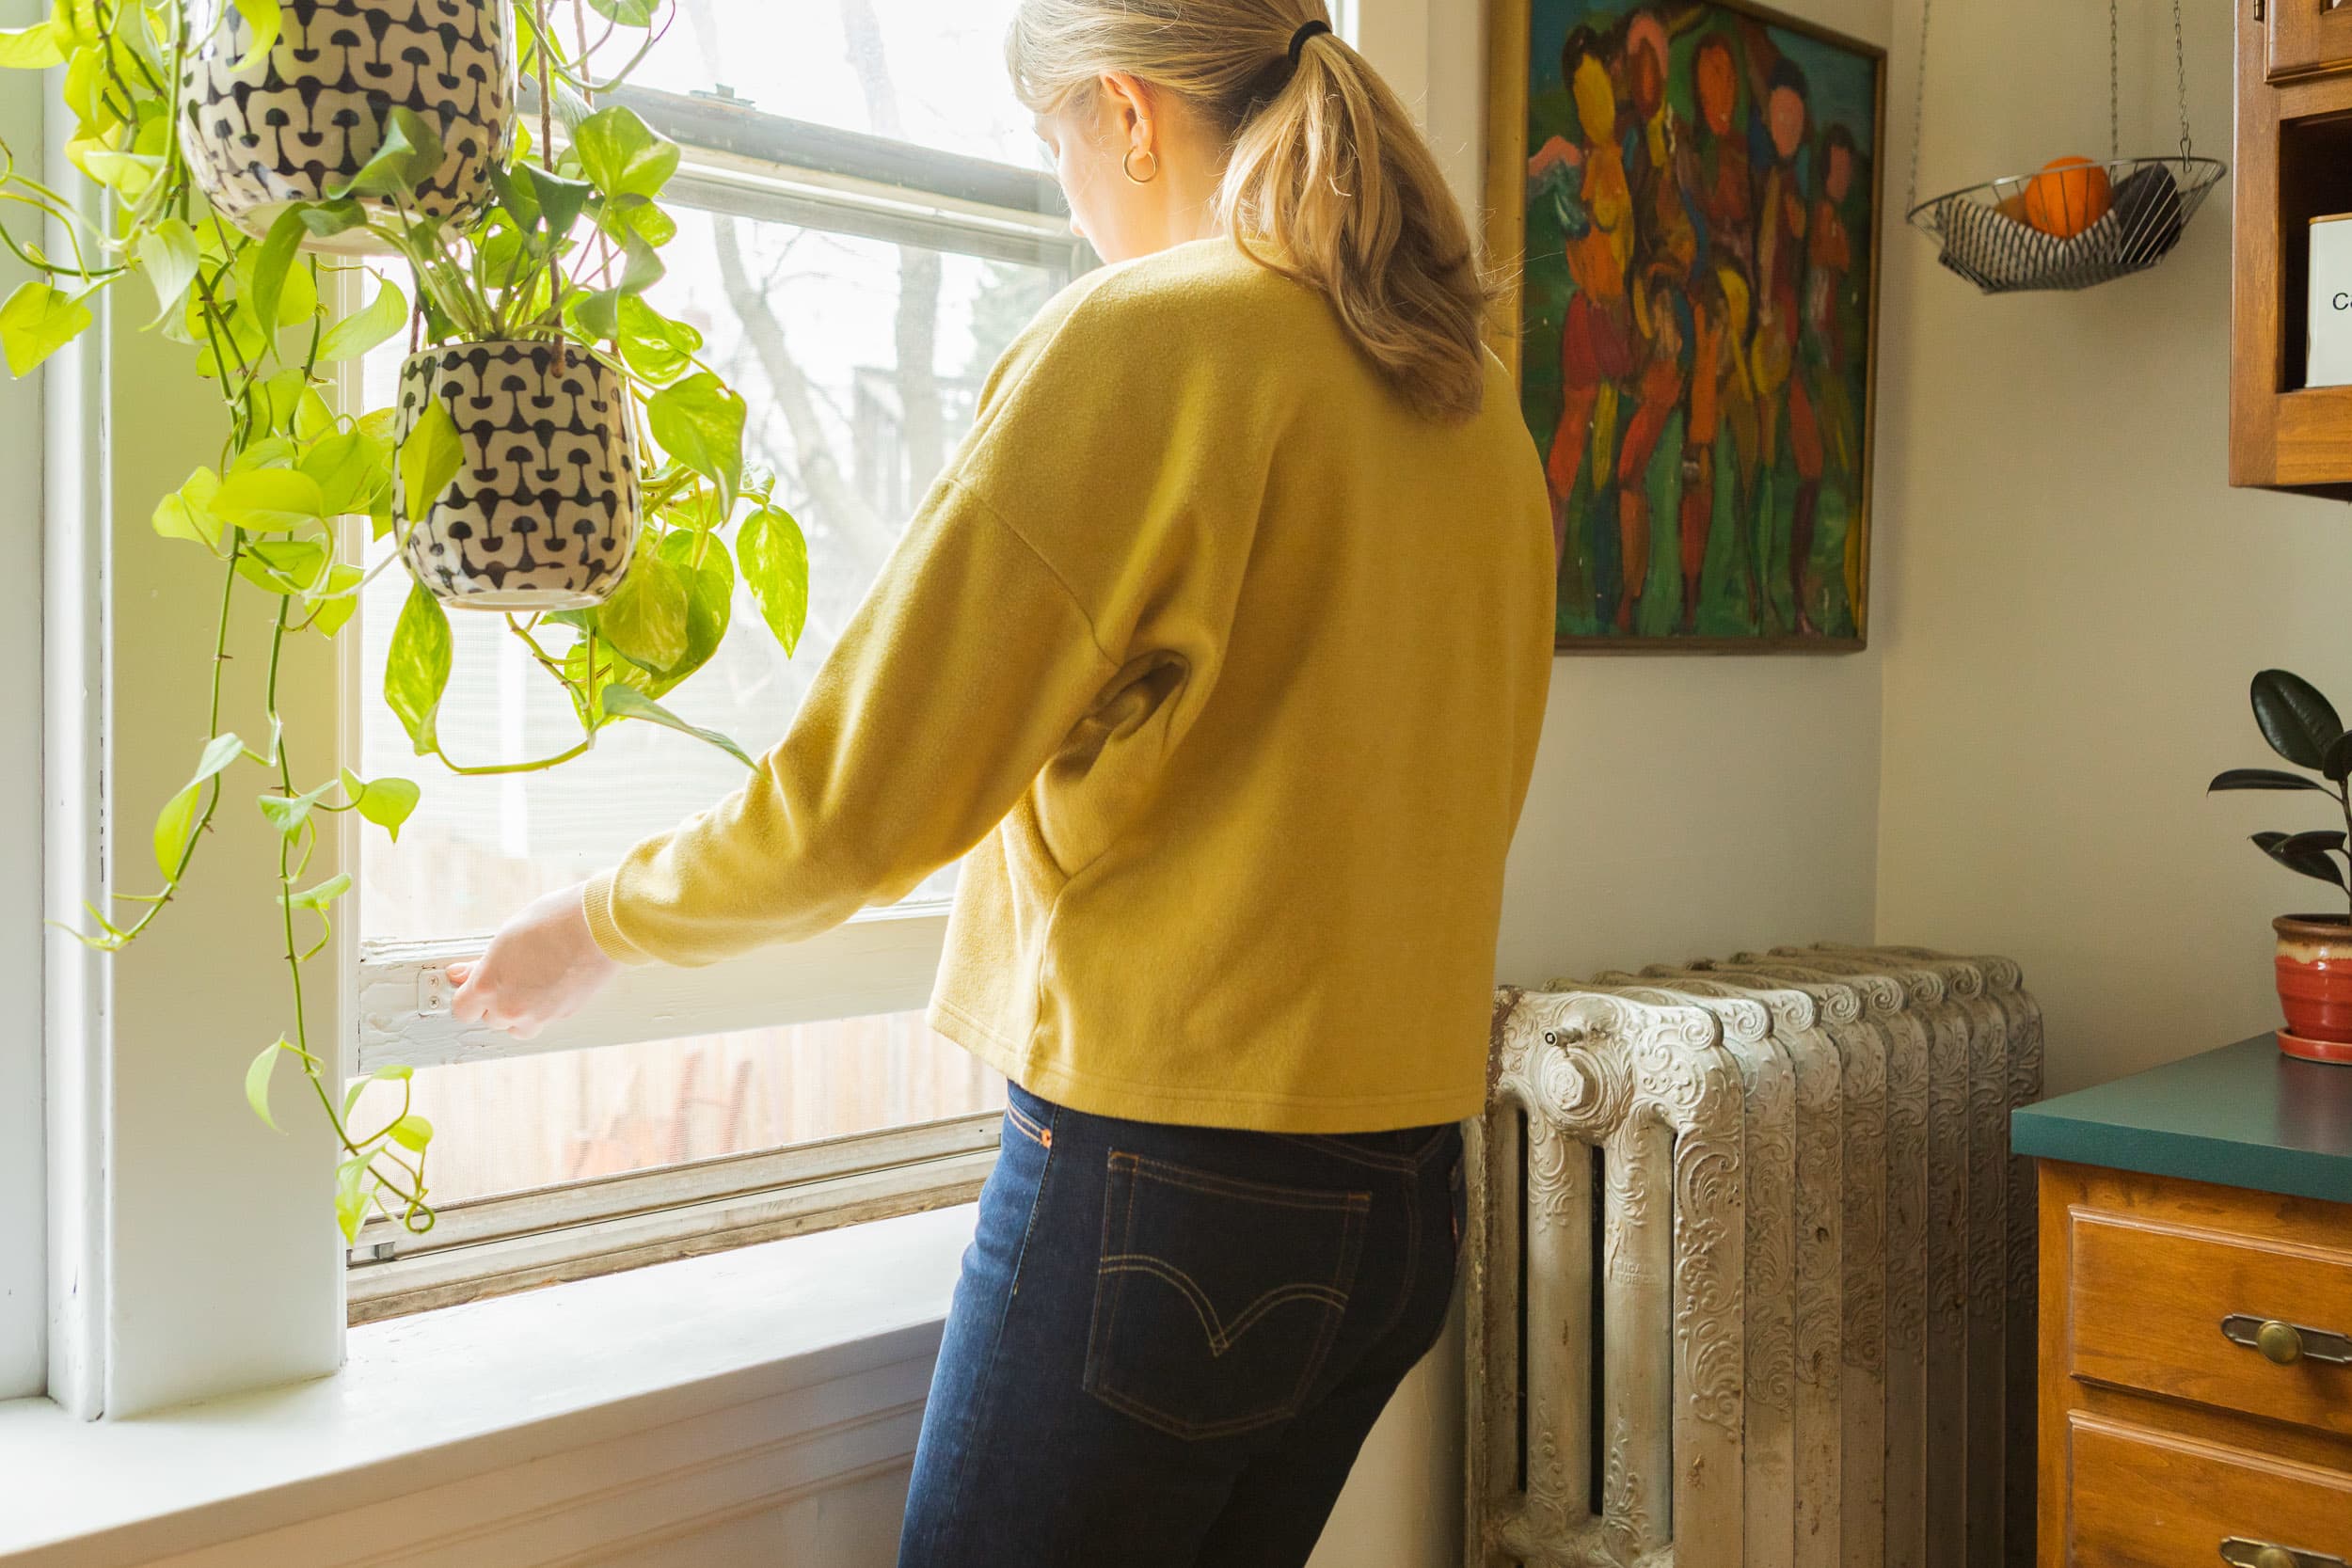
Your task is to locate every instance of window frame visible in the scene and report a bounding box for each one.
[344,87,1089,1311]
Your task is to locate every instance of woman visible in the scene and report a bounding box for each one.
[448,2,1554,1561]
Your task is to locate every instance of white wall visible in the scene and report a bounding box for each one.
[1871,0,2328,1092]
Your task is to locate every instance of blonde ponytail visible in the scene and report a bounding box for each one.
[1008,1,1493,420]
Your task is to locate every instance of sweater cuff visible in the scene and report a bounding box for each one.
[580,869,655,967]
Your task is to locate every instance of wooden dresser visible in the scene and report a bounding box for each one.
[2013,1037,2352,1568]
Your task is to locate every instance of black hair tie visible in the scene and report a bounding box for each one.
[1287,18,1330,67]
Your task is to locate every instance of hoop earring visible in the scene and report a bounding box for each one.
[1122,146,1159,184]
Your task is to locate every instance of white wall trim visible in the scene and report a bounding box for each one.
[39,57,110,1419]
[0,1203,971,1567]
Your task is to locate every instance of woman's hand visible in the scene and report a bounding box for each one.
[448,881,622,1039]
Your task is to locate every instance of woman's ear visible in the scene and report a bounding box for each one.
[1097,71,1156,154]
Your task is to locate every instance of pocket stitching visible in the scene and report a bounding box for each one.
[1083,1151,1370,1440]
[1005,1097,1052,1149]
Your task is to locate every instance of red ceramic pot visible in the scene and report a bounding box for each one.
[2273,914,2352,1063]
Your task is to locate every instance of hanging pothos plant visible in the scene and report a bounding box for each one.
[0,0,809,1243]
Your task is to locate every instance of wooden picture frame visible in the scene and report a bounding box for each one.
[1486,0,1886,653]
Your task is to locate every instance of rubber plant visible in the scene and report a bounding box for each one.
[0,0,810,1242]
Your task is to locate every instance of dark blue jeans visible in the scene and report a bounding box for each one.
[896,1081,1467,1568]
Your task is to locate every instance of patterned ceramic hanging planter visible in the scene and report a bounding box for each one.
[396,341,640,610]
[180,0,513,251]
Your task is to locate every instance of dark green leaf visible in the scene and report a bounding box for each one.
[2251,670,2343,771]
[599,684,755,767]
[384,580,453,755]
[2255,830,2349,889]
[2326,732,2352,784]
[646,372,744,511]
[299,198,371,239]
[737,502,808,655]
[2210,768,2335,794]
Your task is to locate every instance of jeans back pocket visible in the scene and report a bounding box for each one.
[1082,1150,1371,1440]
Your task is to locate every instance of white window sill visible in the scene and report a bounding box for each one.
[0,1203,976,1566]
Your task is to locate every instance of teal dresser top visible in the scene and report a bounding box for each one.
[2010,1035,2352,1205]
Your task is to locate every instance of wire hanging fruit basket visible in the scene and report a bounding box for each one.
[1904,0,2225,294]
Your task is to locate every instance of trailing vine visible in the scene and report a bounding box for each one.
[0,0,808,1241]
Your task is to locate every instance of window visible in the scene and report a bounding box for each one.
[346,0,1089,1319]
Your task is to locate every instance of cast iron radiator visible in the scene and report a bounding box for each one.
[1464,945,2043,1568]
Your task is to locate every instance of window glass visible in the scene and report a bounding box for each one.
[350,1012,1003,1209]
[358,211,1060,942]
[632,0,1039,171]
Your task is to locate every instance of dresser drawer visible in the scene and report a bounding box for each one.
[2069,1208,2352,1438]
[2066,1415,2352,1568]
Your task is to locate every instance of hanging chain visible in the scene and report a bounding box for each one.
[2108,0,2121,162]
[2173,0,2192,157]
[1906,0,1931,210]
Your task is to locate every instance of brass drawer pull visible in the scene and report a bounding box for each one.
[2218,1315,2352,1366]
[2221,1538,2347,1568]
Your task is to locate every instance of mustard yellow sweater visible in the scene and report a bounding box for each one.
[584,237,1555,1132]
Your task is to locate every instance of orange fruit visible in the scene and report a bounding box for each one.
[1994,189,2032,226]
[2022,155,2113,240]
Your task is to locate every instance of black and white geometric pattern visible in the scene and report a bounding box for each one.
[397,342,639,610]
[181,0,512,242]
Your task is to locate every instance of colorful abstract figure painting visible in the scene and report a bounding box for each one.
[1502,0,1881,647]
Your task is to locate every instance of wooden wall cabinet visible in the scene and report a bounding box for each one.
[2233,0,2352,492]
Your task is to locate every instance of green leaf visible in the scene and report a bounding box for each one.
[320,276,407,361]
[0,279,90,375]
[572,105,678,200]
[586,0,656,24]
[246,1037,290,1132]
[397,397,464,524]
[737,502,808,655]
[235,538,331,595]
[257,779,335,840]
[151,467,223,549]
[615,295,701,385]
[153,731,246,878]
[135,217,199,328]
[280,871,352,911]
[0,20,63,67]
[300,427,390,516]
[648,529,733,690]
[2210,768,2334,794]
[599,684,755,768]
[491,160,594,240]
[212,467,326,531]
[246,204,309,337]
[384,580,452,755]
[2252,670,2343,772]
[334,1153,369,1241]
[597,551,690,669]
[388,1114,433,1152]
[341,768,421,841]
[298,198,370,240]
[646,372,745,511]
[305,562,364,636]
[229,0,281,73]
[342,1062,412,1120]
[327,104,443,201]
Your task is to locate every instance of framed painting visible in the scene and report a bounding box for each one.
[1486,0,1884,651]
